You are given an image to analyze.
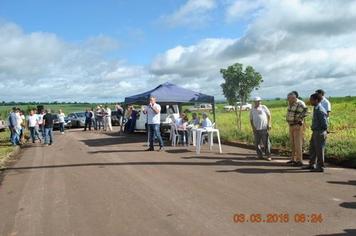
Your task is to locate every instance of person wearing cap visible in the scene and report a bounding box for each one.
[250,97,272,161]
[315,89,331,117]
[286,91,308,166]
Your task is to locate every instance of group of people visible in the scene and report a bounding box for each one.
[143,96,215,151]
[83,104,124,132]
[249,89,330,172]
[173,112,213,146]
[8,107,63,146]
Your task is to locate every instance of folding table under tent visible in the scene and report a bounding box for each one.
[124,82,216,121]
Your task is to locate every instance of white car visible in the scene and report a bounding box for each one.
[224,102,252,112]
[135,104,180,131]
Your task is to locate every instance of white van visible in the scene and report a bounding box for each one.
[135,104,180,131]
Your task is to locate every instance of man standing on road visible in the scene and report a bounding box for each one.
[104,105,113,132]
[144,96,164,152]
[303,93,328,172]
[95,106,103,130]
[43,109,55,146]
[8,107,20,146]
[286,91,308,167]
[37,110,45,139]
[115,103,124,126]
[250,97,272,161]
[28,109,42,143]
[84,109,93,131]
[315,89,331,117]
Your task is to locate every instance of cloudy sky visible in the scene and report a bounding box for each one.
[0,0,355,102]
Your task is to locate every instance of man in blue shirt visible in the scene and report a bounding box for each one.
[8,107,20,145]
[84,109,93,131]
[303,93,328,172]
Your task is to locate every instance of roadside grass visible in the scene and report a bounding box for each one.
[0,130,15,168]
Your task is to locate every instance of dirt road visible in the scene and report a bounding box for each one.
[0,128,355,236]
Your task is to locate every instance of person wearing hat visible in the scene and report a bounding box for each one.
[250,96,272,161]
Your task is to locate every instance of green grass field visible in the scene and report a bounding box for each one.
[0,131,14,168]
[0,97,355,167]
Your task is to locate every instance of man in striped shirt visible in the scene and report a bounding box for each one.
[286,91,308,166]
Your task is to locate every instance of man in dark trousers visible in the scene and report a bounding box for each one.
[84,109,93,131]
[43,109,55,146]
[303,93,328,172]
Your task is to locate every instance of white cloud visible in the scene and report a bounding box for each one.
[0,21,149,102]
[225,0,264,22]
[151,0,356,98]
[161,0,217,28]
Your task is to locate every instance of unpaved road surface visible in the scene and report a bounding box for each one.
[0,128,355,236]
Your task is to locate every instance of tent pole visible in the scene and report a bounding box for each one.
[212,97,216,123]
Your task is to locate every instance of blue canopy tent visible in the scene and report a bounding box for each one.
[124,82,216,121]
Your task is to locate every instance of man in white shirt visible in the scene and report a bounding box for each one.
[315,89,331,117]
[201,113,213,128]
[250,96,272,161]
[143,96,164,151]
[28,110,42,143]
[104,106,113,132]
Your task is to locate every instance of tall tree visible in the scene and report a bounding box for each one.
[220,63,263,130]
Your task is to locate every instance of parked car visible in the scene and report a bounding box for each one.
[188,103,213,112]
[0,119,6,132]
[66,112,86,128]
[134,104,180,132]
[224,102,252,112]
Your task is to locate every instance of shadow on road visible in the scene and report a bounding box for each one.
[327,180,356,210]
[81,136,145,147]
[316,229,356,236]
[165,149,192,154]
[327,180,356,186]
[88,150,147,154]
[3,158,310,176]
[216,168,312,174]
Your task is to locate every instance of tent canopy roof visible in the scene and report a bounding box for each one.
[124,82,214,105]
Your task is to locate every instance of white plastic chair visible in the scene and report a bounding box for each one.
[171,124,182,147]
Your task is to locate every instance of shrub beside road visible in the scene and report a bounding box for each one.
[0,130,15,168]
